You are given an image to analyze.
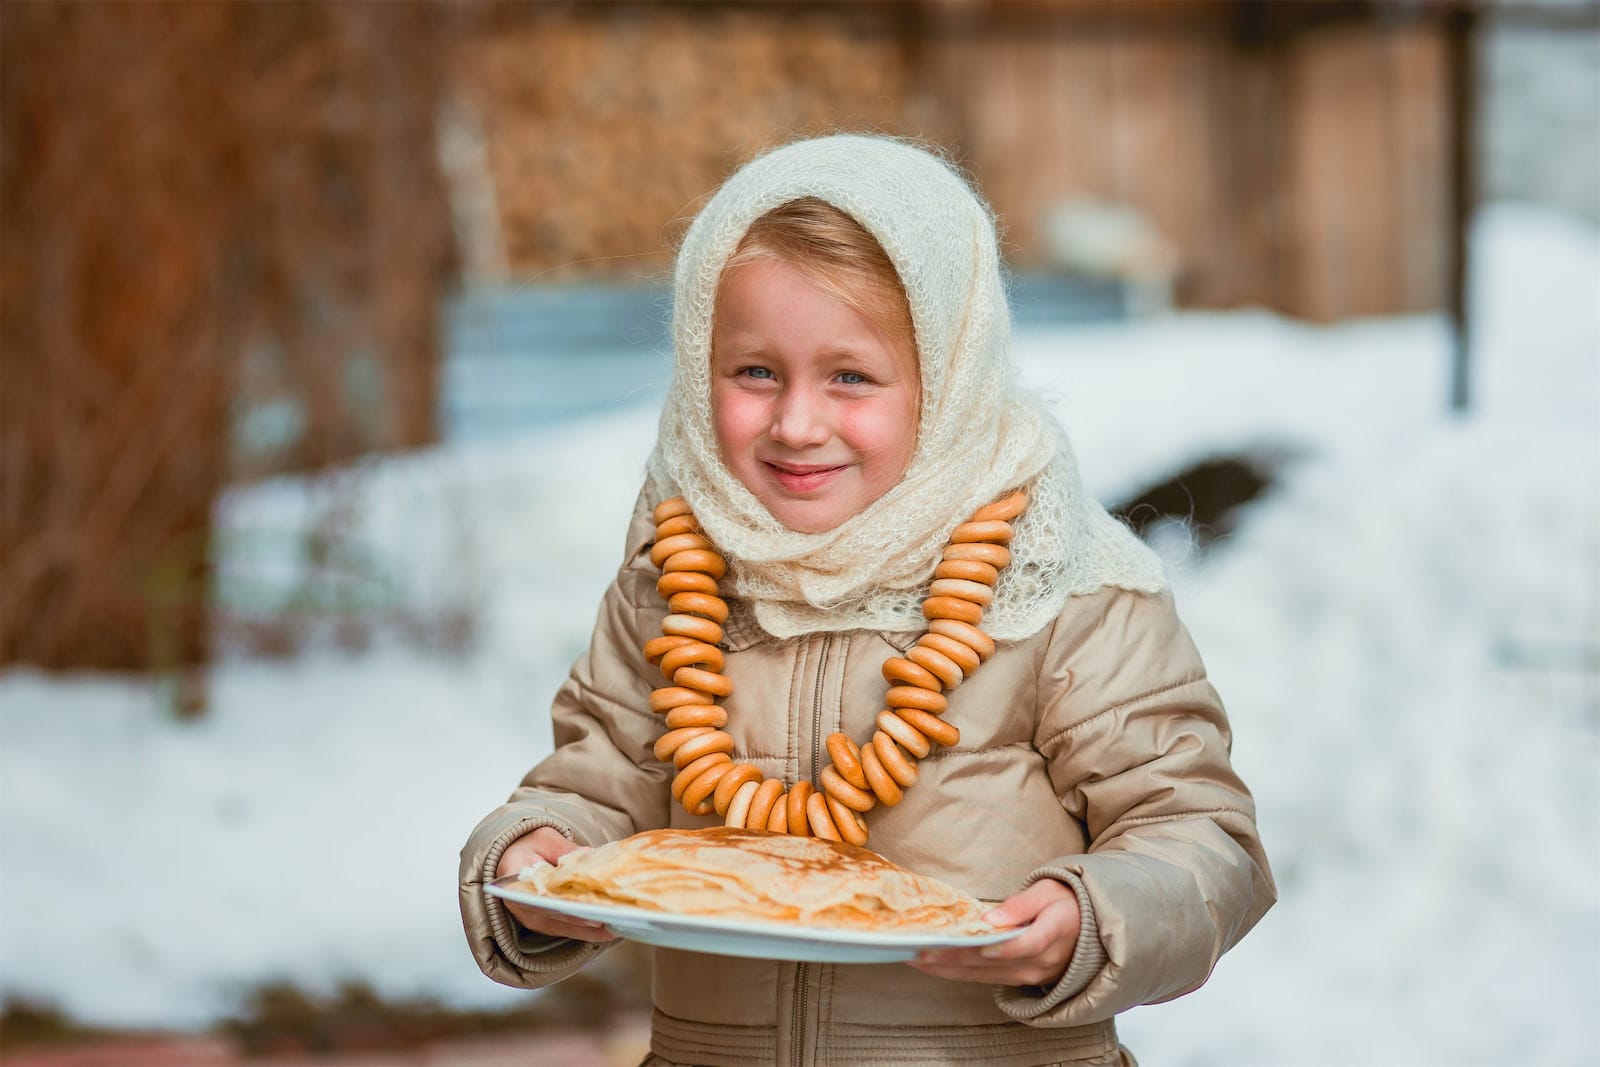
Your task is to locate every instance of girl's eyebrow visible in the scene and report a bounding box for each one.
[818,342,900,368]
[712,343,771,362]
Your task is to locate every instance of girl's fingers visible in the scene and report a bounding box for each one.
[496,829,588,879]
[496,832,608,941]
[975,922,1053,962]
[909,896,1080,985]
[906,955,1062,987]
[505,902,615,942]
[979,898,1078,961]
[981,879,1072,929]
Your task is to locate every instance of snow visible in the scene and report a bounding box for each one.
[2,203,1596,1064]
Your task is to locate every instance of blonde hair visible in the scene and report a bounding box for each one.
[719,197,916,357]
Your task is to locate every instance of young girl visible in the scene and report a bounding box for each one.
[459,134,1274,1066]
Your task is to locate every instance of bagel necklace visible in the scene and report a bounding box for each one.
[644,488,1027,847]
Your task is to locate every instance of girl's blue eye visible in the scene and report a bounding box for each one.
[743,366,775,380]
[837,372,868,386]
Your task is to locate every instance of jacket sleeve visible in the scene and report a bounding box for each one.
[995,588,1275,1026]
[458,558,673,990]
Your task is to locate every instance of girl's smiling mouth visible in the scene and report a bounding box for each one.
[764,461,849,493]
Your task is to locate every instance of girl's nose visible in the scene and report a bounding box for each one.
[770,386,831,447]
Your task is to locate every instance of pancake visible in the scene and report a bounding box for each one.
[517,827,990,932]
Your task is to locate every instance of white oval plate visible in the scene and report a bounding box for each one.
[487,876,1022,963]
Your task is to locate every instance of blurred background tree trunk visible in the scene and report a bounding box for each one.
[0,2,457,678]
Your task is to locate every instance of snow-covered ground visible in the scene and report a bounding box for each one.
[2,204,1596,1064]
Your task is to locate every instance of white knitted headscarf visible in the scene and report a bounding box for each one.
[647,135,1165,642]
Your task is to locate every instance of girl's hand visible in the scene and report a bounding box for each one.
[908,879,1080,987]
[494,827,616,943]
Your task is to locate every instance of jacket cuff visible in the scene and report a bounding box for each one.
[466,813,612,984]
[993,868,1106,1023]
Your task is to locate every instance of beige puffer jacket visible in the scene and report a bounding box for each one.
[459,495,1275,1066]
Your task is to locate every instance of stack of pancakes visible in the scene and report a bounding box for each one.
[518,827,989,932]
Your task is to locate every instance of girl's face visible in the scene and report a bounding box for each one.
[711,257,919,534]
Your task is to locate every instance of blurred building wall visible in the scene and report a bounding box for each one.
[450,3,910,283]
[916,3,1453,320]
[451,0,1478,322]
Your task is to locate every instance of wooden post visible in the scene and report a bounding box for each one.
[1444,1,1479,413]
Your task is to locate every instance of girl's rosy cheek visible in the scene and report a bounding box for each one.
[712,389,768,447]
[839,398,916,455]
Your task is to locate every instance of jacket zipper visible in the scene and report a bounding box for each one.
[810,633,833,787]
[793,632,833,1067]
